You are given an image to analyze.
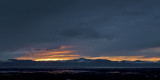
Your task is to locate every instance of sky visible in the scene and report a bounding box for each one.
[1,0,160,61]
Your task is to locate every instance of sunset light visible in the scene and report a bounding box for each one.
[35,58,64,61]
[15,46,160,62]
[16,46,80,61]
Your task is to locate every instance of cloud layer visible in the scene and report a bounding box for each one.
[0,0,160,60]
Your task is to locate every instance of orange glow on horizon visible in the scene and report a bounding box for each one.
[86,56,160,62]
[16,55,160,62]
[16,45,80,61]
[15,46,160,62]
[35,58,64,61]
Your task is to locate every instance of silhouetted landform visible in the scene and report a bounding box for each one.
[1,68,160,80]
[1,58,160,68]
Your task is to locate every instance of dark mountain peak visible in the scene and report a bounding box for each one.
[72,58,92,63]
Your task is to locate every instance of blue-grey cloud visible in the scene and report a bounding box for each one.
[0,0,160,59]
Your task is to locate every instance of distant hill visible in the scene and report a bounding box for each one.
[0,58,160,68]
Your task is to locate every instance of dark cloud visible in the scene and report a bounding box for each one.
[0,0,160,59]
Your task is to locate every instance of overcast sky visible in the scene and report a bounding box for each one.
[0,0,160,60]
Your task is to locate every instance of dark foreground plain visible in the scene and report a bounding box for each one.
[0,68,160,80]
